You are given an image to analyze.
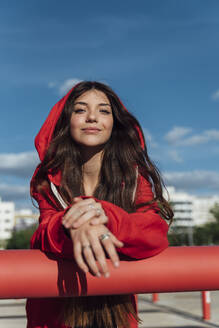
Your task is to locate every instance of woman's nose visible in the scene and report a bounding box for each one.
[86,110,97,122]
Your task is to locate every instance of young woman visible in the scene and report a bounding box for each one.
[26,81,173,328]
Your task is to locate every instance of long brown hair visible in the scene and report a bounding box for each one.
[32,81,173,327]
[33,81,173,219]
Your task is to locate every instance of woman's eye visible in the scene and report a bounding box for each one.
[100,109,111,114]
[74,108,85,113]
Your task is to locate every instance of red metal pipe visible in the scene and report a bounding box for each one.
[202,291,211,320]
[152,293,159,303]
[1,246,219,299]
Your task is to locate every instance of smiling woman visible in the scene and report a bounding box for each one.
[26,81,173,328]
[70,90,114,150]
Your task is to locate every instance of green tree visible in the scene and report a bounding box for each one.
[6,224,37,249]
[168,202,219,246]
[210,203,219,222]
[168,230,189,246]
[193,202,219,245]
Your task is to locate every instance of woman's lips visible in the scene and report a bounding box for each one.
[82,128,101,133]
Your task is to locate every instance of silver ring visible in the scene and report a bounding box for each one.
[88,204,95,210]
[99,233,110,241]
[82,245,91,250]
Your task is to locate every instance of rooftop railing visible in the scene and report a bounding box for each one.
[1,246,219,299]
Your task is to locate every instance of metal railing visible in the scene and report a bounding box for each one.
[0,246,219,299]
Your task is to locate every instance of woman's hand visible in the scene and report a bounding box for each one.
[69,222,123,278]
[62,197,108,229]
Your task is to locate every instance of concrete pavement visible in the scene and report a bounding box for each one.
[0,299,26,328]
[1,291,219,327]
[138,291,219,328]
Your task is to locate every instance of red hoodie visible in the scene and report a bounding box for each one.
[26,84,169,328]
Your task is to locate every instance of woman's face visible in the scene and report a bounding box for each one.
[70,89,114,148]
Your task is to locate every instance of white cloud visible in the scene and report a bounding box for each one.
[211,89,219,101]
[180,134,209,146]
[205,129,219,139]
[48,81,57,88]
[0,151,38,178]
[164,127,219,146]
[0,183,29,201]
[48,78,82,96]
[164,126,192,144]
[163,170,219,191]
[142,128,158,148]
[59,78,81,96]
[180,130,219,146]
[167,150,183,163]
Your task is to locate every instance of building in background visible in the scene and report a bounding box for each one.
[0,197,15,241]
[192,196,219,226]
[166,186,219,228]
[0,197,38,247]
[15,209,38,231]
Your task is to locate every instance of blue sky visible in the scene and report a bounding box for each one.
[0,0,219,208]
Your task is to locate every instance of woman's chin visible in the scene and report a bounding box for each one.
[77,143,106,152]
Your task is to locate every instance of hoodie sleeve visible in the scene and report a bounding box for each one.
[30,175,169,261]
[100,174,169,260]
[30,190,74,259]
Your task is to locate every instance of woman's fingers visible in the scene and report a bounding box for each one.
[63,208,103,229]
[71,229,100,276]
[109,234,124,248]
[88,232,109,277]
[62,198,96,227]
[62,199,108,229]
[99,233,123,268]
[81,245,102,277]
[72,205,103,228]
[102,240,120,268]
[72,197,81,203]
[73,211,107,228]
[70,227,108,277]
[70,223,123,278]
[89,213,108,226]
[72,239,89,274]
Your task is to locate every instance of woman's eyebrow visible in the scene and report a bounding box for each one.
[99,103,111,107]
[74,101,88,106]
[74,101,111,107]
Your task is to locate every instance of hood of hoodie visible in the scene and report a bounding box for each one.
[33,84,145,186]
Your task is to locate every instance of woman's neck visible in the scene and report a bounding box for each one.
[81,148,103,196]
